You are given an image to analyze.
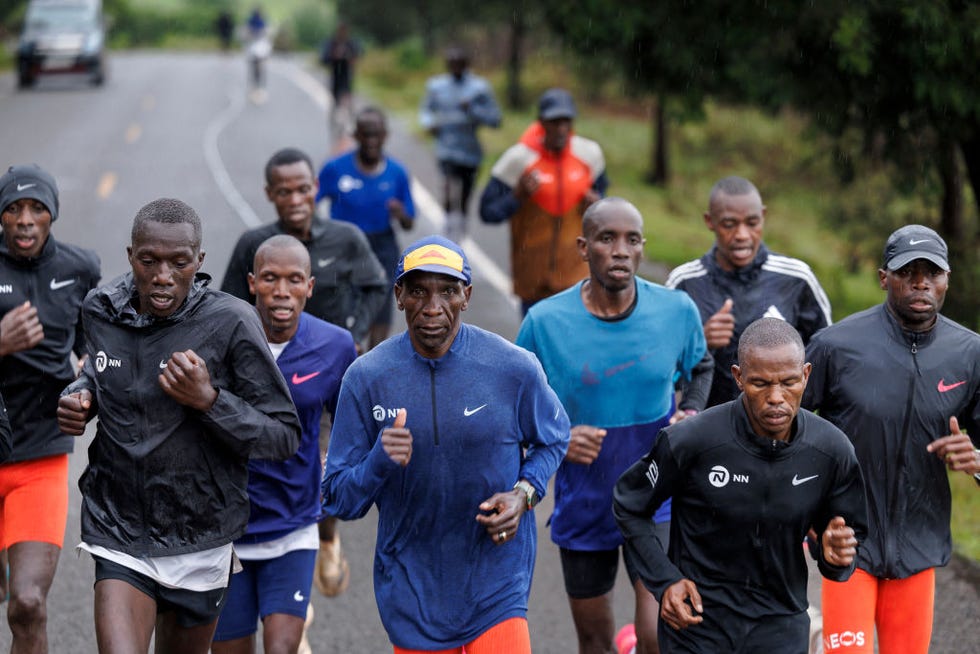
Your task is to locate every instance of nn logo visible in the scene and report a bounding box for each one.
[708,465,749,488]
[94,350,122,372]
[372,405,401,422]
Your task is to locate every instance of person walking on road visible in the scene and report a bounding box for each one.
[0,164,101,653]
[419,46,501,244]
[322,235,570,653]
[56,198,300,654]
[802,225,980,654]
[516,197,711,654]
[319,22,360,140]
[212,235,356,654]
[665,176,831,408]
[479,88,608,314]
[316,106,416,350]
[615,318,868,654]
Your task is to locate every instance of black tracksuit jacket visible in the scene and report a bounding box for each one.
[66,273,300,556]
[614,399,868,620]
[0,236,100,461]
[803,303,980,579]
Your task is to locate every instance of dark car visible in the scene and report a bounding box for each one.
[17,0,106,88]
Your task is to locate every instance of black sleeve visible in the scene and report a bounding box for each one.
[479,177,520,224]
[813,440,869,581]
[592,170,610,197]
[220,236,256,302]
[0,391,11,463]
[613,431,685,600]
[678,349,714,412]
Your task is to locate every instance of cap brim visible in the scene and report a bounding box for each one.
[395,264,470,285]
[539,109,575,121]
[886,251,950,272]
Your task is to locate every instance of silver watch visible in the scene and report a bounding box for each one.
[513,480,539,510]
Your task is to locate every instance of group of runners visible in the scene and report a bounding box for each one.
[0,43,978,654]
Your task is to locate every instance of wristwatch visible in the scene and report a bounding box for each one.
[513,480,540,510]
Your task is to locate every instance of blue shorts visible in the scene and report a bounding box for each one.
[212,548,317,641]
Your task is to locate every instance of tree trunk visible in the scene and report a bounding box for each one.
[937,138,979,330]
[646,94,668,185]
[506,7,525,109]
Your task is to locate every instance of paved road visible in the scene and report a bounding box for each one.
[0,52,977,653]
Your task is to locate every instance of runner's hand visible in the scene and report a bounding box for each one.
[476,489,524,545]
[158,349,218,412]
[0,301,44,356]
[57,389,93,435]
[704,298,735,349]
[381,408,412,466]
[822,516,857,567]
[927,416,980,474]
[660,578,704,630]
[566,424,606,465]
[515,170,540,199]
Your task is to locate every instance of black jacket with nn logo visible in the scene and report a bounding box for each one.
[65,273,300,556]
[0,235,100,461]
[614,399,868,620]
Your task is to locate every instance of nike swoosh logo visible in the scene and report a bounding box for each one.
[293,590,305,602]
[792,474,819,486]
[16,183,36,192]
[463,404,487,417]
[938,378,967,393]
[318,257,336,268]
[49,278,75,290]
[908,238,931,245]
[159,360,168,369]
[292,371,321,385]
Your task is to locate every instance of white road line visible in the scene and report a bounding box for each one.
[281,61,518,309]
[203,88,262,228]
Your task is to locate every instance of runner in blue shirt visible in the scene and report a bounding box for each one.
[317,106,415,349]
[212,235,357,654]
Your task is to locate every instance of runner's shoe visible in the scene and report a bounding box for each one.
[313,534,350,597]
[615,623,637,654]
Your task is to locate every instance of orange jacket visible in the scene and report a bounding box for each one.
[485,122,606,303]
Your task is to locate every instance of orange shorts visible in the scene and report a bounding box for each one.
[0,454,69,549]
[393,617,530,654]
[822,567,935,654]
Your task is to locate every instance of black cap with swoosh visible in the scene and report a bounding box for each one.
[883,224,949,272]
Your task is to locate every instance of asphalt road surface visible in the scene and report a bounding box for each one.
[1,52,977,653]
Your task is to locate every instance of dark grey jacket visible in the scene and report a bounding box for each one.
[67,273,300,556]
[804,304,980,578]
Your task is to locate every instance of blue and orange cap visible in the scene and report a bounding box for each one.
[394,235,471,285]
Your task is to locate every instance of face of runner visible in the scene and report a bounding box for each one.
[395,271,471,359]
[249,243,314,343]
[732,341,810,442]
[578,200,645,294]
[879,258,948,332]
[355,114,387,168]
[704,190,766,272]
[128,220,203,318]
[266,161,318,241]
[541,117,573,153]
[2,198,52,260]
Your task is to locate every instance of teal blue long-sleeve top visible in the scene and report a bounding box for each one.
[322,323,569,650]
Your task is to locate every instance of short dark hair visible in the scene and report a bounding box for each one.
[582,196,641,237]
[737,318,804,366]
[709,176,759,206]
[254,234,311,275]
[264,148,314,185]
[131,198,202,250]
[356,105,387,129]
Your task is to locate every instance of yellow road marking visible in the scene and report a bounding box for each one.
[125,123,142,144]
[96,172,117,199]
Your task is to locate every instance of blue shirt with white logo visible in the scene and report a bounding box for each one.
[316,152,415,235]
